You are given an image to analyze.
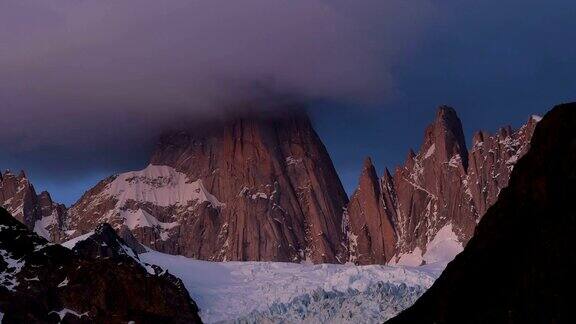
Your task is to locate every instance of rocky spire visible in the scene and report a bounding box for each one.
[426,105,469,170]
[345,157,397,264]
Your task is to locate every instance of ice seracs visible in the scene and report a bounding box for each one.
[139,248,440,323]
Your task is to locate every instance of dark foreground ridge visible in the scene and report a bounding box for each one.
[0,208,202,324]
[387,103,576,323]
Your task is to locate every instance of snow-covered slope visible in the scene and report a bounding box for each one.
[390,224,464,266]
[104,164,223,209]
[64,164,225,250]
[139,250,441,323]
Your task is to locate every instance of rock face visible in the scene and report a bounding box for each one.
[0,207,202,323]
[344,158,397,264]
[65,107,349,263]
[346,106,539,265]
[387,103,576,324]
[0,170,66,242]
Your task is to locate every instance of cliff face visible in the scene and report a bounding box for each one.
[387,103,576,324]
[65,108,349,263]
[345,107,539,265]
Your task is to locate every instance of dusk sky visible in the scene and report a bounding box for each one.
[1,0,575,205]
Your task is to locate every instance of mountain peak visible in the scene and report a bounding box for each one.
[435,105,458,121]
[362,156,375,170]
[426,105,468,169]
[67,104,349,264]
[347,155,396,264]
[17,170,27,179]
[358,157,380,193]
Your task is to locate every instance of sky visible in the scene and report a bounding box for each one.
[1,0,575,205]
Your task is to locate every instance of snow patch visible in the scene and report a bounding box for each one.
[389,247,424,267]
[105,164,223,208]
[448,155,462,168]
[0,248,25,291]
[285,156,302,166]
[33,213,58,240]
[250,192,268,200]
[123,209,179,232]
[423,224,463,264]
[390,224,463,267]
[61,231,94,249]
[49,308,88,320]
[58,277,69,287]
[423,144,435,159]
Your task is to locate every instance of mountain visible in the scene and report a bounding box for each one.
[346,106,539,265]
[3,104,539,267]
[0,170,66,242]
[387,103,576,323]
[0,207,202,323]
[64,107,349,263]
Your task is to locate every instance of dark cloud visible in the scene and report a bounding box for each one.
[1,0,575,205]
[0,0,434,194]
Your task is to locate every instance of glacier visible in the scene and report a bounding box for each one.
[139,250,443,323]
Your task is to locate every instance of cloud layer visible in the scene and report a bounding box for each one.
[0,0,433,155]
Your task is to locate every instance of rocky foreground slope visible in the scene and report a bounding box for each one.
[0,207,202,323]
[388,103,576,323]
